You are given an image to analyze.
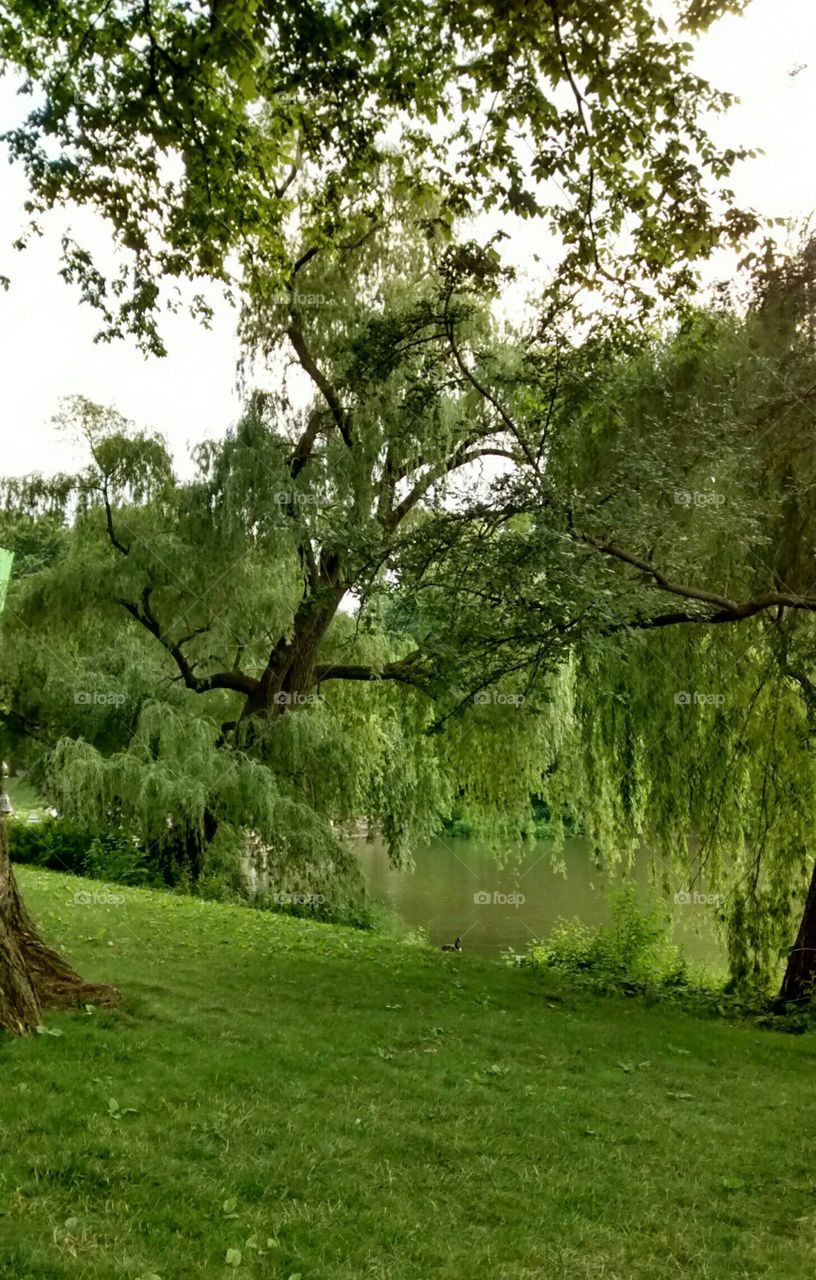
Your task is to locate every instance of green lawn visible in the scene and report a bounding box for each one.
[2,867,815,1280]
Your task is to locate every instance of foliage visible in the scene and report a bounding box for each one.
[7,817,89,875]
[393,238,816,992]
[0,0,760,351]
[7,816,150,884]
[83,834,152,886]
[524,886,692,996]
[5,238,816,990]
[540,245,816,992]
[256,883,388,933]
[0,0,792,996]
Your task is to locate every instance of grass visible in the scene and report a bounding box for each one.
[2,868,816,1279]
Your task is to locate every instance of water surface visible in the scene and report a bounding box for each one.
[356,834,725,968]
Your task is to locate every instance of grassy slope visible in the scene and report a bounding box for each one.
[1,869,815,1280]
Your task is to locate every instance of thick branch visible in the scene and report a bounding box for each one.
[289,407,323,480]
[313,651,431,690]
[101,478,130,556]
[583,535,816,621]
[117,590,258,696]
[286,317,353,448]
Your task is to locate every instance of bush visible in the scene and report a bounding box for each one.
[8,817,152,885]
[84,834,152,885]
[8,817,91,875]
[522,886,691,996]
[515,888,816,1032]
[256,886,388,932]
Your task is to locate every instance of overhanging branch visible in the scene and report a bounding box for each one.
[286,317,353,448]
[117,589,258,697]
[313,651,432,691]
[583,534,816,623]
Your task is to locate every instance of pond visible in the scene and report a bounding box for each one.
[356,834,726,969]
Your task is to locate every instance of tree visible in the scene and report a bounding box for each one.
[0,0,768,1032]
[3,238,811,986]
[11,247,816,1012]
[0,791,118,1035]
[434,237,816,1004]
[0,0,757,350]
[0,536,117,1033]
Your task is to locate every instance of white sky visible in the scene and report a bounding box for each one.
[0,0,814,478]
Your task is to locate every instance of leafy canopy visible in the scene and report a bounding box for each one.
[0,0,759,350]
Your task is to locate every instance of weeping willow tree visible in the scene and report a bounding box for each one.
[8,220,816,1028]
[404,236,816,1002]
[0,188,573,1036]
[568,240,816,1004]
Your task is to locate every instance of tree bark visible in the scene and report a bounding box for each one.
[240,588,348,731]
[0,819,118,1036]
[778,854,816,1005]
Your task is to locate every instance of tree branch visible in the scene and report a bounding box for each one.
[100,478,130,556]
[313,651,432,690]
[582,535,816,622]
[117,589,258,696]
[286,316,353,448]
[289,407,323,480]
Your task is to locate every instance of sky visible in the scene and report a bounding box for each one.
[0,0,815,479]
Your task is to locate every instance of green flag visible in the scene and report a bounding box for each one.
[0,546,14,614]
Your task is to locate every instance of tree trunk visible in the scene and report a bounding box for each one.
[778,854,816,1006]
[0,819,118,1036]
[240,588,347,733]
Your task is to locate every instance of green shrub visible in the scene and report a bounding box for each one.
[256,887,388,932]
[8,817,91,875]
[84,834,152,885]
[524,886,691,995]
[519,889,807,1026]
[8,817,152,885]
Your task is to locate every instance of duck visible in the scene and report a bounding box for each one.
[441,936,462,952]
